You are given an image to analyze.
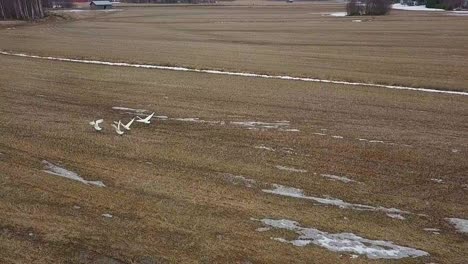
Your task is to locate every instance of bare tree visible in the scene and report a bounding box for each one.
[120,0,216,3]
[346,0,364,15]
[0,0,44,20]
[365,0,392,15]
[347,0,392,16]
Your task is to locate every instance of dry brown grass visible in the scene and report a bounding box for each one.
[0,2,467,263]
[0,2,467,91]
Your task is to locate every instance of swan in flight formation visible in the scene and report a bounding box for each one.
[114,118,135,131]
[91,110,154,135]
[111,121,124,135]
[136,112,155,124]
[122,118,135,130]
[89,119,104,131]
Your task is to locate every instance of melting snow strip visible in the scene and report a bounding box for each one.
[221,173,256,188]
[262,184,409,216]
[255,145,275,151]
[321,174,357,183]
[326,12,347,17]
[112,106,147,113]
[230,121,293,131]
[1,51,466,96]
[255,218,429,259]
[423,228,440,235]
[275,165,307,173]
[446,218,468,234]
[313,132,327,136]
[386,213,406,220]
[423,228,440,232]
[171,117,222,124]
[392,3,444,11]
[42,160,105,187]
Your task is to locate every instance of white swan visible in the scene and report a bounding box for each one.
[111,122,124,135]
[136,112,155,124]
[89,119,103,131]
[122,118,135,130]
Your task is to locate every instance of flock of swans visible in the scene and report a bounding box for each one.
[89,112,155,135]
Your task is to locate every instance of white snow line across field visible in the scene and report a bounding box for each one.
[1,50,466,96]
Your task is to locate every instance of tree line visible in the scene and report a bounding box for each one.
[0,0,74,20]
[120,0,216,3]
[0,0,44,20]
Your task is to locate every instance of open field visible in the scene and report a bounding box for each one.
[0,2,467,263]
[0,2,468,91]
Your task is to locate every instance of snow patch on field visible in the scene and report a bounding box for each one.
[221,173,256,188]
[42,160,105,187]
[280,128,300,132]
[112,106,147,113]
[386,213,406,220]
[230,121,295,131]
[392,4,444,11]
[326,12,347,17]
[1,51,465,96]
[321,174,357,183]
[255,145,275,151]
[423,228,440,235]
[313,132,327,136]
[255,218,429,259]
[450,11,468,16]
[59,9,122,13]
[262,184,409,215]
[446,218,468,233]
[423,228,440,232]
[275,165,307,173]
[172,117,221,124]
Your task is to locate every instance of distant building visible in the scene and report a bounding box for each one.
[90,1,113,9]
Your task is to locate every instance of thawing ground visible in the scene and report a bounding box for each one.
[1,51,467,96]
[0,3,467,264]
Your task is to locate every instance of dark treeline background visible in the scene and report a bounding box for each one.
[120,0,216,3]
[0,0,73,20]
[0,0,44,20]
[1,0,222,20]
